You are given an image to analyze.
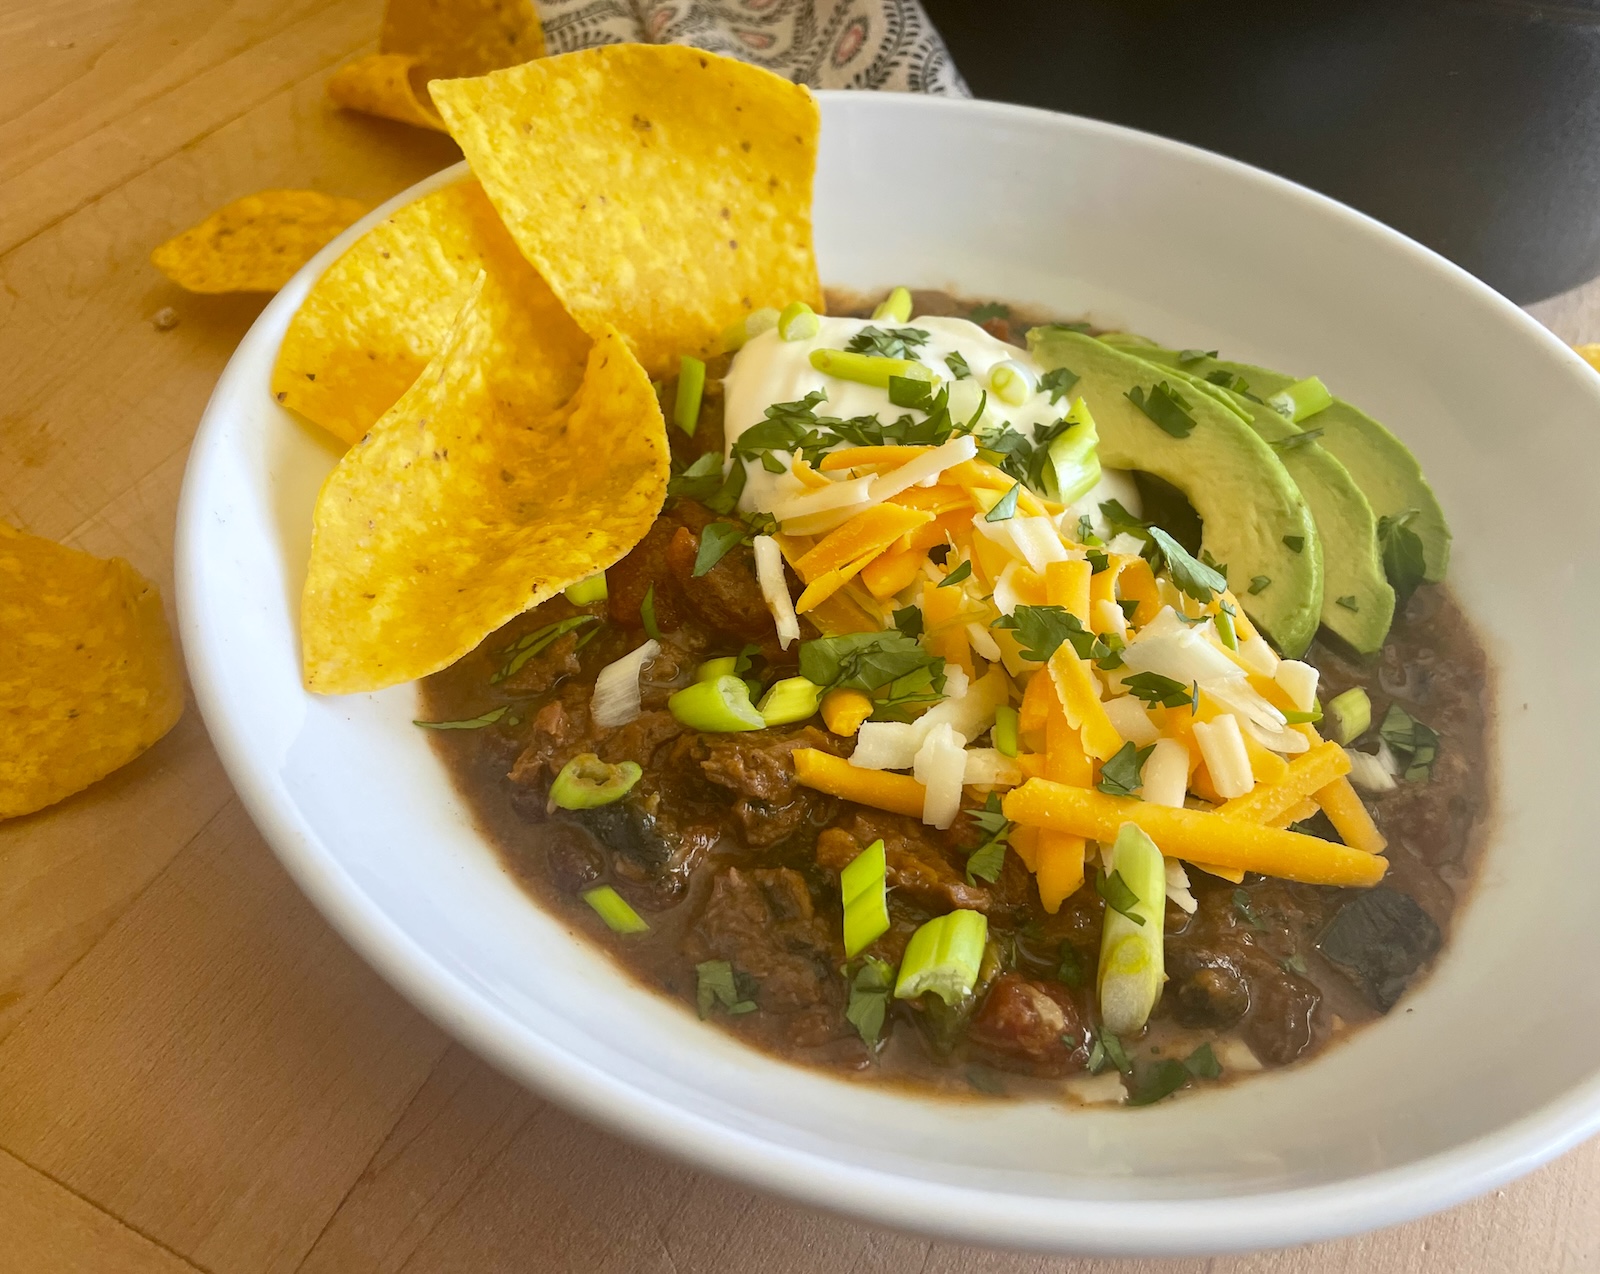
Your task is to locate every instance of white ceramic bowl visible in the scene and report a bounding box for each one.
[176,93,1600,1255]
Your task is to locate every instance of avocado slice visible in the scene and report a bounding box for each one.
[1107,338,1396,653]
[1111,343,1450,583]
[1028,328,1322,656]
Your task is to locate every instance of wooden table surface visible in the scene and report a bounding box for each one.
[3,3,1598,1270]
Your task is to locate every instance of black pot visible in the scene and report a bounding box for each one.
[924,0,1600,303]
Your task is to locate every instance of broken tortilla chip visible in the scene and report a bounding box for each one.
[327,53,446,131]
[381,0,544,78]
[271,179,589,446]
[151,190,370,293]
[301,270,669,694]
[1,524,184,819]
[430,45,822,376]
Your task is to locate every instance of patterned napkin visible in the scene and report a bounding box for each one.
[536,0,968,95]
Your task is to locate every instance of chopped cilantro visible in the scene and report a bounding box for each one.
[1205,368,1253,396]
[965,794,1012,884]
[1076,513,1102,546]
[493,615,598,683]
[1127,1058,1191,1106]
[414,706,514,730]
[1056,943,1085,988]
[1335,594,1360,611]
[945,350,972,379]
[991,604,1096,663]
[1177,348,1218,365]
[1125,382,1197,438]
[1148,527,1227,603]
[1232,888,1265,930]
[845,956,896,1047]
[969,302,1011,322]
[1378,702,1439,782]
[845,325,930,360]
[1248,574,1272,595]
[1377,508,1427,609]
[799,631,946,722]
[888,374,935,411]
[1099,1030,1133,1075]
[1096,869,1146,926]
[1186,1042,1222,1079]
[1086,549,1110,575]
[1120,672,1196,710]
[696,960,759,1018]
[1099,499,1149,541]
[984,482,1022,522]
[1283,535,1305,554]
[1097,740,1154,798]
[1117,597,1141,623]
[693,521,746,577]
[938,560,973,588]
[1039,366,1080,405]
[891,605,924,638]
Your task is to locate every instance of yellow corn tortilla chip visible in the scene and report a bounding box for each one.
[327,53,447,131]
[151,191,370,294]
[381,0,545,78]
[272,180,589,446]
[1,524,184,819]
[431,45,823,376]
[301,271,669,694]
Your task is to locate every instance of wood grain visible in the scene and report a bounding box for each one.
[1,1,1597,1270]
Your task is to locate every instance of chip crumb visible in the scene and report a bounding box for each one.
[152,306,180,331]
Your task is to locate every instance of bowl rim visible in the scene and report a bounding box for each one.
[175,89,1600,1256]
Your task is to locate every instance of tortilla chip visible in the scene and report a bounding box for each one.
[151,191,370,293]
[381,0,544,78]
[430,45,822,376]
[327,53,446,131]
[301,271,669,694]
[1,524,184,819]
[272,180,589,446]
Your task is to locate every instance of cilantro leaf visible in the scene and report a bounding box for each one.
[1096,740,1155,797]
[1283,535,1305,554]
[891,605,923,638]
[414,706,514,730]
[1075,513,1102,546]
[1096,868,1146,925]
[1127,1059,1191,1106]
[945,350,972,380]
[1148,526,1227,602]
[1039,367,1080,405]
[1126,382,1197,438]
[1185,1042,1222,1078]
[696,960,759,1018]
[1378,702,1439,782]
[1248,574,1272,595]
[965,793,1012,884]
[938,560,972,588]
[969,302,1010,322]
[1377,508,1427,609]
[1177,348,1218,365]
[984,482,1021,522]
[845,956,896,1047]
[845,325,930,360]
[990,604,1093,663]
[888,375,935,410]
[1205,368,1253,397]
[1232,888,1265,930]
[1336,594,1360,611]
[1099,499,1149,540]
[693,522,746,577]
[798,631,946,720]
[1120,672,1196,710]
[1271,426,1325,453]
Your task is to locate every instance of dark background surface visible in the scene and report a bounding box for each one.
[925,0,1600,303]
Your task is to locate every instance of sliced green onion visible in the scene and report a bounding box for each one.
[668,674,766,732]
[1214,604,1238,650]
[640,583,663,641]
[777,300,820,342]
[1268,375,1334,423]
[696,656,738,682]
[1328,686,1373,744]
[841,838,890,957]
[992,703,1019,757]
[894,910,988,1006]
[673,355,706,436]
[809,347,936,389]
[987,360,1034,407]
[871,286,914,323]
[721,306,780,351]
[564,572,608,605]
[757,675,822,726]
[1043,396,1101,505]
[549,753,642,810]
[582,885,649,934]
[1096,823,1166,1036]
